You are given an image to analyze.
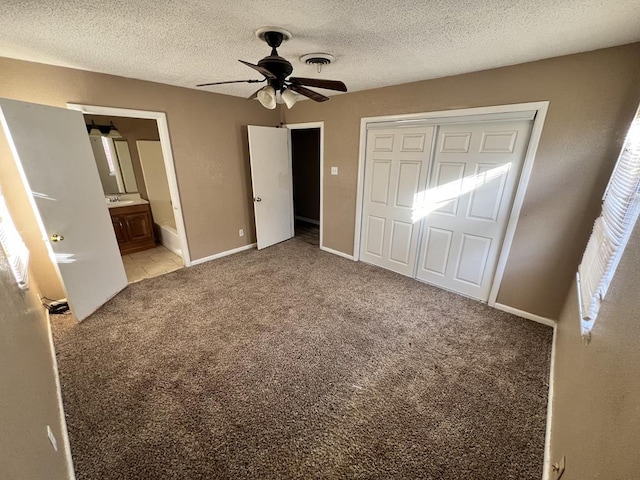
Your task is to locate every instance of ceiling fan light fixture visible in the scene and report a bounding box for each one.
[257,85,277,109]
[88,121,101,136]
[108,121,122,138]
[281,89,299,109]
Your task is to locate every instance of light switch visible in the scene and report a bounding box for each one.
[331,167,338,175]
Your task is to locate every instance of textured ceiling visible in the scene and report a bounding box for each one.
[2,0,639,98]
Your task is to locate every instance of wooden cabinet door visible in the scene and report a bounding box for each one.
[123,212,153,242]
[111,217,127,244]
[108,204,156,255]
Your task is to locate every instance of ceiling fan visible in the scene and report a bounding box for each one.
[196,28,347,109]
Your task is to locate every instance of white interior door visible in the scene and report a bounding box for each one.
[0,98,127,321]
[248,126,294,250]
[416,120,533,300]
[359,126,434,276]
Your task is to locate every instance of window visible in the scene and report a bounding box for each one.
[578,108,640,335]
[0,188,29,290]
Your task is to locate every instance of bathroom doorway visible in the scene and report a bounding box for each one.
[287,123,323,248]
[69,104,190,284]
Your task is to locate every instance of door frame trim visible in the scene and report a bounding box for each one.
[353,101,549,306]
[285,121,325,250]
[67,103,191,266]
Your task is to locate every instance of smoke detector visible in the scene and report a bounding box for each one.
[300,53,335,73]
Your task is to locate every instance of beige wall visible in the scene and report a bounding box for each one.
[84,114,160,200]
[284,43,640,319]
[2,45,639,316]
[0,256,72,478]
[549,220,640,478]
[0,56,279,275]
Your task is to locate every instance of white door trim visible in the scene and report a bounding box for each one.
[66,103,191,266]
[285,122,325,249]
[354,101,549,306]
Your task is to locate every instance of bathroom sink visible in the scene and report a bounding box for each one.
[107,199,148,208]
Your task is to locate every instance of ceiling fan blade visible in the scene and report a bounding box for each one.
[196,79,264,87]
[288,84,330,102]
[238,60,277,80]
[289,77,347,92]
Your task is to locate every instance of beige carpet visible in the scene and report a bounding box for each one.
[52,237,552,479]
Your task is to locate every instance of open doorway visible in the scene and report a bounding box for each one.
[70,103,191,285]
[288,123,323,248]
[83,114,183,283]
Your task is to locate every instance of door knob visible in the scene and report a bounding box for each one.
[254,197,262,202]
[51,233,64,242]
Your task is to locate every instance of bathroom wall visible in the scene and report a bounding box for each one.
[137,140,176,230]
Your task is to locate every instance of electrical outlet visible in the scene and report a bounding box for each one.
[47,425,58,451]
[239,229,244,237]
[551,455,566,479]
[331,166,338,175]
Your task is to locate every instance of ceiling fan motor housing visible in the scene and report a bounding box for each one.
[257,31,293,90]
[258,55,293,90]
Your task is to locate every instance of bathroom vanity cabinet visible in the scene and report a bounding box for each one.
[109,203,156,255]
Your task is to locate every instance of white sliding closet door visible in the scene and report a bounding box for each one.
[415,120,533,300]
[360,126,434,276]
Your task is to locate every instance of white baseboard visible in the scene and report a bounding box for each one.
[320,245,355,260]
[493,303,556,327]
[44,311,76,480]
[190,243,257,266]
[493,302,557,479]
[295,215,320,226]
[542,324,558,480]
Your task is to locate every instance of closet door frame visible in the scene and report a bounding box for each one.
[353,101,549,307]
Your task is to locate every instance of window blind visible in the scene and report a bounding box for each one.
[0,189,29,290]
[578,112,640,334]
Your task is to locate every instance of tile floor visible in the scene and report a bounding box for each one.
[121,245,183,283]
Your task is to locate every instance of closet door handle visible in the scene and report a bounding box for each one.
[254,197,262,202]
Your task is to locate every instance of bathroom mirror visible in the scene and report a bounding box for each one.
[88,135,139,194]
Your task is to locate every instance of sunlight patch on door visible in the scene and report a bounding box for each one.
[54,253,77,264]
[411,163,511,223]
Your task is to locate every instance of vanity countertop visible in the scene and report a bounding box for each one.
[106,198,149,209]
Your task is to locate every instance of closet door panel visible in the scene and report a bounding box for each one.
[416,120,533,300]
[360,126,434,276]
